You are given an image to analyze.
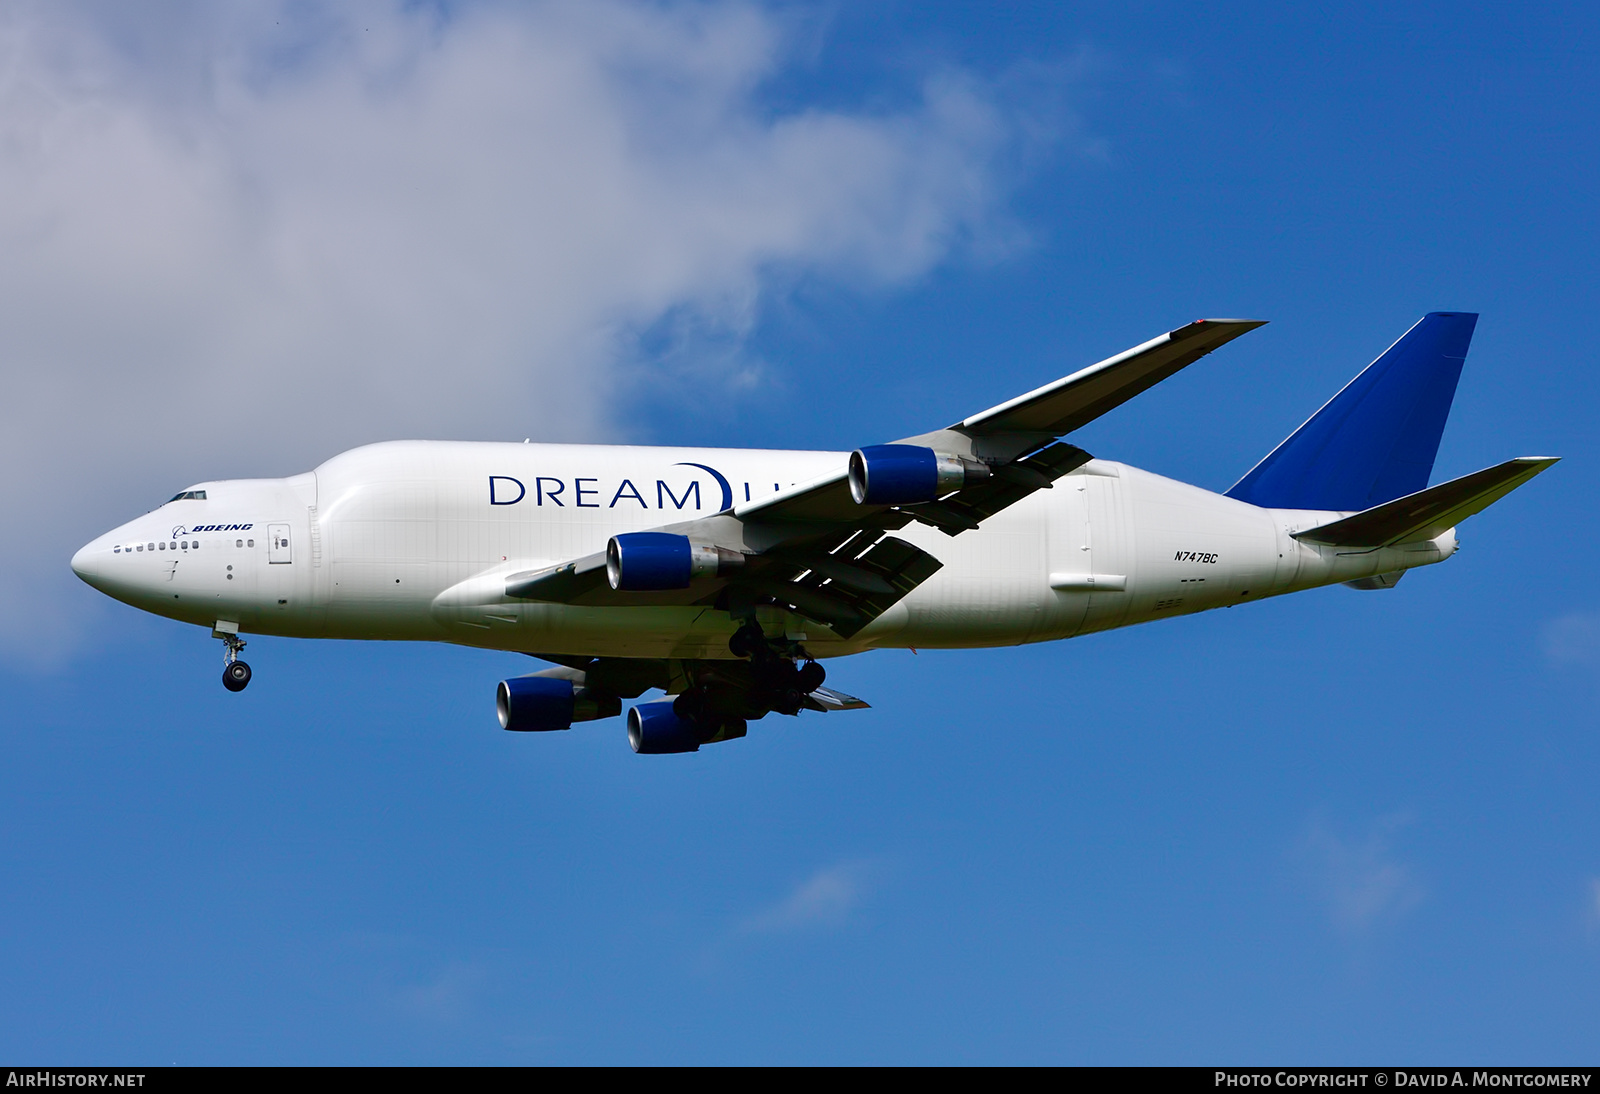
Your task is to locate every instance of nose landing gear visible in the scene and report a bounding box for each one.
[213,621,251,692]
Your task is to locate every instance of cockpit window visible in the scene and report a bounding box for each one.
[167,490,207,502]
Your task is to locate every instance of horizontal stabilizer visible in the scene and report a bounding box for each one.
[1293,456,1558,547]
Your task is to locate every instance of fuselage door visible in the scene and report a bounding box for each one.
[1080,472,1130,631]
[1043,473,1094,638]
[268,523,292,564]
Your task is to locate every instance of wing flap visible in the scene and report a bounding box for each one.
[753,532,944,638]
[1293,456,1558,547]
[804,685,871,712]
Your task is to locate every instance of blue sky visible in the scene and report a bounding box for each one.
[2,1,1597,1063]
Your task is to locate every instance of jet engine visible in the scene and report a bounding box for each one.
[606,532,743,591]
[847,444,990,505]
[627,699,747,754]
[497,674,621,732]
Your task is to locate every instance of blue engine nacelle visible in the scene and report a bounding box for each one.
[627,700,702,753]
[497,675,621,732]
[847,444,990,505]
[606,532,744,591]
[626,699,747,754]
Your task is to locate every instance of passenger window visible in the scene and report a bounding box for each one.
[137,545,144,552]
[248,539,255,548]
[236,539,243,547]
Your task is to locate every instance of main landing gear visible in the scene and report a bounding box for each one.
[214,622,251,692]
[646,622,825,750]
[720,621,826,714]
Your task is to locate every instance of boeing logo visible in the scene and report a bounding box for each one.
[172,523,254,538]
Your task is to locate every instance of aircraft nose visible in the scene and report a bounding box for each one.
[71,539,103,587]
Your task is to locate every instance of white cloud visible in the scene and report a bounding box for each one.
[1301,816,1423,934]
[742,860,871,934]
[393,960,486,1026]
[0,1,1034,659]
[1542,613,1600,669]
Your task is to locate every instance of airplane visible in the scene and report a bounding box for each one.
[70,311,1555,754]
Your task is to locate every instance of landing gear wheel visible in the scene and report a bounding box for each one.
[728,622,766,659]
[796,661,826,693]
[214,625,250,692]
[672,689,704,720]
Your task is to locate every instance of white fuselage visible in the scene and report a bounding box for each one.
[71,440,1457,657]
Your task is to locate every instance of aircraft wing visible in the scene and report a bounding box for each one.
[506,319,1265,637]
[504,443,1092,637]
[730,317,1262,528]
[894,318,1266,461]
[504,519,946,639]
[728,441,1092,530]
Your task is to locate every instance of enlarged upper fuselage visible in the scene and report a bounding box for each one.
[69,438,1457,659]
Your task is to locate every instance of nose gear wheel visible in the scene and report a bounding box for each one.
[215,627,251,692]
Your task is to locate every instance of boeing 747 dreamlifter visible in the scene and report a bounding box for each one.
[71,312,1554,753]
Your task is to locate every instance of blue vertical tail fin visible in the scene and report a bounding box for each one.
[1225,312,1477,511]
